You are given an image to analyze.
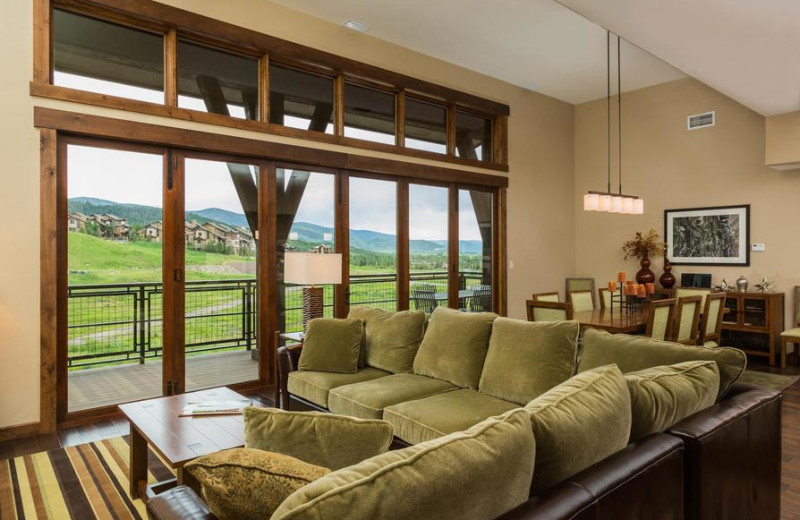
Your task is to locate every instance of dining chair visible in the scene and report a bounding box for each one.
[532,292,560,302]
[411,283,437,315]
[470,285,492,312]
[568,290,595,313]
[526,300,573,322]
[698,292,727,347]
[645,298,677,341]
[566,278,596,307]
[675,287,711,310]
[672,295,702,345]
[780,286,800,369]
[598,288,628,310]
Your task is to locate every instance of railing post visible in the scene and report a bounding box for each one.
[244,281,252,351]
[137,285,146,364]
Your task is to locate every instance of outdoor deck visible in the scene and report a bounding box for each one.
[68,350,259,412]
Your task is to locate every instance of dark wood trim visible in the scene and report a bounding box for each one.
[49,0,509,116]
[334,75,345,136]
[39,128,59,434]
[55,137,68,422]
[447,185,459,308]
[259,54,269,124]
[164,27,178,106]
[259,162,277,384]
[397,180,410,311]
[33,107,509,187]
[0,422,45,442]
[34,0,52,83]
[164,150,184,394]
[30,85,509,172]
[446,104,456,157]
[496,186,508,316]
[396,91,406,148]
[493,116,508,166]
[335,171,350,317]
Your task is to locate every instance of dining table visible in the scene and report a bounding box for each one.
[433,289,475,301]
[573,309,647,334]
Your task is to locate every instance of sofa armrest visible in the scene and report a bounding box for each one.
[497,433,684,520]
[146,486,217,520]
[667,384,782,520]
[277,344,303,410]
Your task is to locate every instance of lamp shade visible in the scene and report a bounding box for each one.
[609,196,622,213]
[583,193,600,211]
[632,198,644,214]
[284,252,342,285]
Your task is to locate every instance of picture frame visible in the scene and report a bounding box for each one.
[664,204,750,266]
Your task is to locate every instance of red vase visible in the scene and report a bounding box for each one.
[636,256,656,284]
[660,258,676,289]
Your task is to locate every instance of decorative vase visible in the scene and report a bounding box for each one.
[660,257,676,289]
[736,275,749,292]
[636,255,656,284]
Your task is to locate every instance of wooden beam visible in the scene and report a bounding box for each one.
[334,75,345,136]
[493,115,508,166]
[308,102,333,133]
[50,0,510,116]
[258,162,277,384]
[40,128,59,434]
[164,28,178,106]
[33,0,52,83]
[396,91,406,147]
[397,180,409,311]
[335,171,350,318]
[259,54,269,123]
[448,185,459,309]
[33,108,510,188]
[55,137,68,422]
[162,150,184,394]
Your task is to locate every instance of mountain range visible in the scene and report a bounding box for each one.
[68,197,483,253]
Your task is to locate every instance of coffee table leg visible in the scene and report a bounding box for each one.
[130,425,148,499]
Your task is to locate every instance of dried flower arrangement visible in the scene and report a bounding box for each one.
[622,229,665,261]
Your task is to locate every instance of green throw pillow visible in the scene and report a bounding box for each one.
[272,409,535,520]
[298,318,363,374]
[244,407,393,471]
[185,448,329,520]
[525,364,631,494]
[413,307,498,390]
[348,306,427,374]
[625,361,719,442]
[479,318,579,405]
[579,328,746,401]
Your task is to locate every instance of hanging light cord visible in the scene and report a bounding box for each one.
[606,31,611,194]
[618,35,622,196]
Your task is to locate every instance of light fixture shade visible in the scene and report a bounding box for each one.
[609,196,623,213]
[285,252,342,285]
[632,198,644,214]
[583,193,600,211]
[621,197,634,214]
[598,194,612,212]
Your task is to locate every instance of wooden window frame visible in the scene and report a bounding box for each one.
[36,108,507,431]
[33,0,510,171]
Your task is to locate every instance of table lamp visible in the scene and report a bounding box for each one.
[284,252,342,331]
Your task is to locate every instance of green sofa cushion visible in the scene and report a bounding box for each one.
[328,374,458,420]
[626,361,719,442]
[412,307,498,390]
[479,318,579,405]
[185,448,329,520]
[525,364,631,494]
[298,318,364,374]
[383,389,517,445]
[272,409,535,520]
[579,328,746,401]
[287,368,390,408]
[243,407,393,471]
[348,306,427,374]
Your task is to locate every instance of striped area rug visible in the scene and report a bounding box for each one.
[0,436,175,520]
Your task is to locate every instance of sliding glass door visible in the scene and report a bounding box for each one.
[408,184,449,314]
[458,189,494,312]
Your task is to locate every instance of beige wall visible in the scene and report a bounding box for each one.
[765,111,800,169]
[0,1,574,428]
[575,77,800,325]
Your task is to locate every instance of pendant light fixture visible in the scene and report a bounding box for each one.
[583,32,643,215]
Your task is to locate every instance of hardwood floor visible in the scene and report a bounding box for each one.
[2,361,800,518]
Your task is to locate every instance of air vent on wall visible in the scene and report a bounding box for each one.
[688,111,715,130]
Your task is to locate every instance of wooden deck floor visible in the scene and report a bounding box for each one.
[68,350,259,412]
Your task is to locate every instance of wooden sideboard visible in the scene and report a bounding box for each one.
[720,291,784,365]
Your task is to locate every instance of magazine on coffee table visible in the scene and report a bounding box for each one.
[179,398,252,417]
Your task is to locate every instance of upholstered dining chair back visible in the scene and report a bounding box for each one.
[568,290,595,313]
[526,300,573,322]
[645,298,677,341]
[672,296,702,345]
[565,278,595,307]
[698,292,727,347]
[676,287,711,311]
[598,288,628,310]
[532,292,560,302]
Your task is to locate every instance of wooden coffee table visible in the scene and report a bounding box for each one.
[119,386,248,499]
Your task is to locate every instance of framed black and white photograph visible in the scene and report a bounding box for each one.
[664,205,750,266]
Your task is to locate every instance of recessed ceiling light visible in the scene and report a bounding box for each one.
[342,19,370,32]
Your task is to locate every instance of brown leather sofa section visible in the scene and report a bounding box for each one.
[498,433,684,520]
[668,382,782,520]
[147,486,217,520]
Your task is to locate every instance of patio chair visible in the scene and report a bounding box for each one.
[469,285,492,312]
[672,295,702,345]
[411,283,438,315]
[645,298,677,341]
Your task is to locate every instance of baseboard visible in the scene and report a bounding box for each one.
[0,421,42,442]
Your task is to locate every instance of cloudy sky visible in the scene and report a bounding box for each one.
[62,72,483,241]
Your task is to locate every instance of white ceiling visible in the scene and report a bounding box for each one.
[557,0,800,116]
[270,0,685,105]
